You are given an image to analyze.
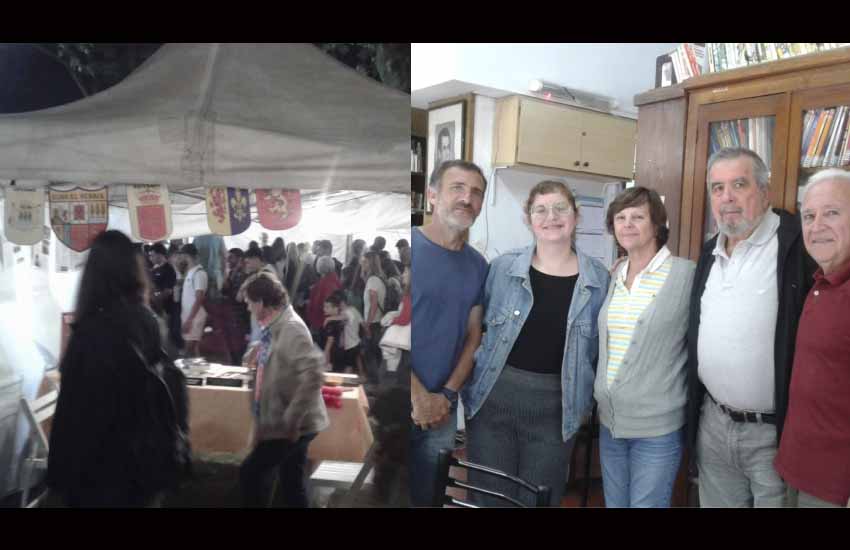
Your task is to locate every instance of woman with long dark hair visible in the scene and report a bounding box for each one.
[47,230,184,507]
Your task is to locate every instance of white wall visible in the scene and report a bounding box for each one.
[467,94,625,263]
[413,43,680,117]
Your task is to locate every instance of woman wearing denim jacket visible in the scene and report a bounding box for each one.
[462,180,610,506]
[594,187,695,508]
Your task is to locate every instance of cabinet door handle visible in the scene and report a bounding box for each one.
[574,161,580,167]
[582,131,587,136]
[583,162,589,167]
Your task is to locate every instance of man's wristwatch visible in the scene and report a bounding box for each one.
[440,387,458,404]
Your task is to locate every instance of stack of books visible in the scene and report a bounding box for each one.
[707,43,849,73]
[801,106,850,168]
[656,43,705,87]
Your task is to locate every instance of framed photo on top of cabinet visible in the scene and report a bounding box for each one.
[427,100,467,187]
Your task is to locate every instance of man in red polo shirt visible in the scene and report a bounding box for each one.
[775,168,850,508]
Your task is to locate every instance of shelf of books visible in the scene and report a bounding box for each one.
[411,135,427,226]
[706,43,849,74]
[703,115,775,241]
[656,44,850,89]
[796,104,850,208]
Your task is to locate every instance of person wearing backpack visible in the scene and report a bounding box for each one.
[360,251,387,384]
[179,243,208,358]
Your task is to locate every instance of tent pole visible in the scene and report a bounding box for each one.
[345,234,353,265]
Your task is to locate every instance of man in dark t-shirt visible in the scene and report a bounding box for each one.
[150,243,180,351]
[410,160,489,507]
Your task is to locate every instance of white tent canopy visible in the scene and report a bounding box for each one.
[0,43,409,193]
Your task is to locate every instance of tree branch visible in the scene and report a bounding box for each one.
[31,44,89,98]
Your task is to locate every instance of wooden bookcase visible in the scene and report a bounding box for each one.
[634,46,850,508]
[635,46,850,260]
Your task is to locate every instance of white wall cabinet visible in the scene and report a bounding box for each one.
[493,96,636,179]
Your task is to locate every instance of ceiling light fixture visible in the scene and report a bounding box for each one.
[528,79,618,113]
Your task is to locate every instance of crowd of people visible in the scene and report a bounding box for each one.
[136,235,411,381]
[44,228,411,508]
[412,154,850,508]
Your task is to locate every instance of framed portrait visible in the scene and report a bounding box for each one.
[427,100,467,187]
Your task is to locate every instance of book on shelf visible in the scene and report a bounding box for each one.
[655,53,677,88]
[804,110,829,167]
[814,108,836,166]
[822,106,845,167]
[800,110,817,158]
[671,48,685,82]
[833,106,849,166]
[838,124,850,166]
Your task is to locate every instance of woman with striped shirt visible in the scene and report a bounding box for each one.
[594,187,695,507]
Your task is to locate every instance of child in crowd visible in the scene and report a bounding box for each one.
[322,290,365,376]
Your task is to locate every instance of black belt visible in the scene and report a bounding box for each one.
[707,393,776,425]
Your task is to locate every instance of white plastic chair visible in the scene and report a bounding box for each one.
[19,388,58,508]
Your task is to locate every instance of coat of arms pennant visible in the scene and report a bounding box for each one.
[255,189,302,230]
[127,184,172,241]
[5,187,45,245]
[47,186,109,252]
[205,187,251,236]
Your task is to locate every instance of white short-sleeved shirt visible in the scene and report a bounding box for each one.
[363,275,386,323]
[342,306,364,350]
[698,210,780,412]
[181,264,208,318]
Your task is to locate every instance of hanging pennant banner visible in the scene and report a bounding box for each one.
[48,186,108,252]
[206,186,251,236]
[127,184,172,241]
[255,189,302,230]
[5,187,45,245]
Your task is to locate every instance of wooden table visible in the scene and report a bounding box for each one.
[187,382,373,462]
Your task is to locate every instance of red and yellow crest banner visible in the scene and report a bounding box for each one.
[255,189,301,230]
[48,186,108,252]
[128,184,172,241]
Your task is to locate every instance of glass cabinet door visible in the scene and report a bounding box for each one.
[786,85,850,214]
[703,116,776,241]
[686,94,787,259]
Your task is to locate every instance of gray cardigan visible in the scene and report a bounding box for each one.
[594,256,695,438]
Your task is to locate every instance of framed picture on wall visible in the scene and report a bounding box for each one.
[427,100,467,190]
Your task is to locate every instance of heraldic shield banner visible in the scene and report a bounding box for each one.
[255,189,302,230]
[48,186,108,252]
[5,187,45,245]
[128,184,173,241]
[206,187,251,236]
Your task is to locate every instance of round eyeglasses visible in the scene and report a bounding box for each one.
[529,203,573,220]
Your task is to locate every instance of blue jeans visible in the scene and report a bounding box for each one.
[409,402,458,507]
[599,424,683,508]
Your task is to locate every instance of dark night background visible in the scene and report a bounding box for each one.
[0,43,410,114]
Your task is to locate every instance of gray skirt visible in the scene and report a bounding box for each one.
[466,364,575,507]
